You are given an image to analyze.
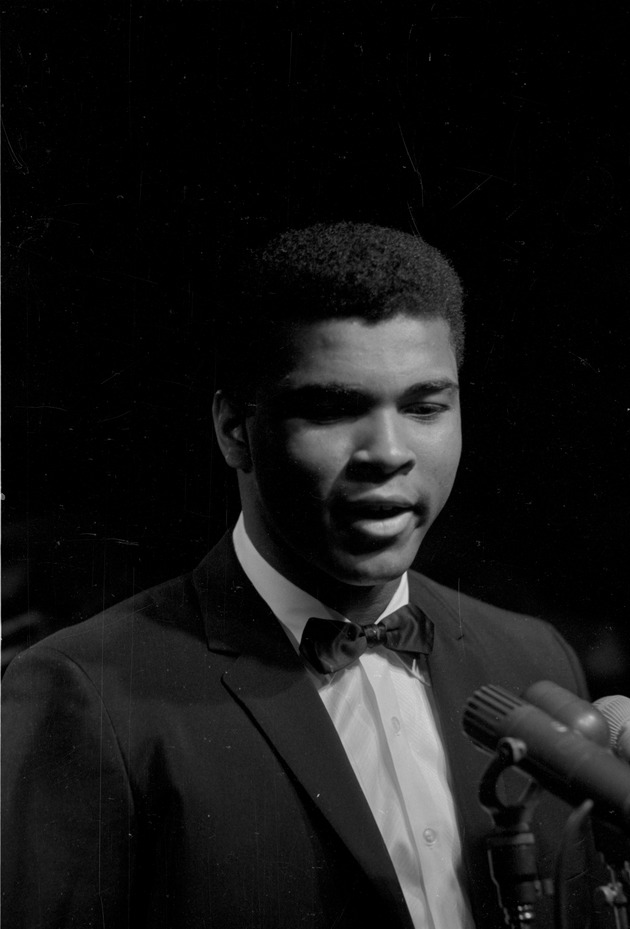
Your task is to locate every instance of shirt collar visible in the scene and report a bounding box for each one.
[232,513,409,651]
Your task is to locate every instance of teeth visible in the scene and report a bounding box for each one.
[363,506,403,516]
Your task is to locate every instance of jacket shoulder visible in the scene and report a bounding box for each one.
[409,569,588,695]
[410,569,547,631]
[7,570,202,671]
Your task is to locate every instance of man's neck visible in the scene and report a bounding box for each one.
[241,514,402,625]
[299,575,401,625]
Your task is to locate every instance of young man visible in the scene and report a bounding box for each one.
[2,224,594,928]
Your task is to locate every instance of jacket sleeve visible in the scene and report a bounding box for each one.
[2,645,137,929]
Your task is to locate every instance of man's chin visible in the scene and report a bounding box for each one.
[323,543,422,588]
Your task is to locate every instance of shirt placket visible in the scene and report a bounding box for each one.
[387,656,475,929]
[360,652,437,929]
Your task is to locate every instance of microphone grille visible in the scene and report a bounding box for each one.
[594,694,630,761]
[463,684,527,750]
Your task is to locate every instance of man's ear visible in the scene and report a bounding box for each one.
[212,390,253,472]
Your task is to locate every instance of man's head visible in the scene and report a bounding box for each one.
[213,222,464,604]
[218,222,464,401]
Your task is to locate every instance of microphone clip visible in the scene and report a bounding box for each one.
[480,740,553,928]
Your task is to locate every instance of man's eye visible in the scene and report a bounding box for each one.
[405,402,447,418]
[301,401,359,422]
[275,396,357,421]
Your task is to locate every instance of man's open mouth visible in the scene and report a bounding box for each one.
[338,499,418,539]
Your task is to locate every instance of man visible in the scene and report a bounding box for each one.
[2,223,595,928]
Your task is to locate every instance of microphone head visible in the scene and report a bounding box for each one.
[463,684,630,830]
[524,680,611,747]
[594,695,630,763]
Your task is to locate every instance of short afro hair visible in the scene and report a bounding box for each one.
[217,222,464,398]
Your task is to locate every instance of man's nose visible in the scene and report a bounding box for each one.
[349,409,416,476]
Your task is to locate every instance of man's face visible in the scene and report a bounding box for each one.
[240,314,461,587]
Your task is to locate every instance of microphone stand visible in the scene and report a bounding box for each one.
[591,817,630,929]
[479,736,554,927]
[479,736,628,929]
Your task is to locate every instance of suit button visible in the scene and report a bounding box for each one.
[391,716,401,734]
[423,828,437,845]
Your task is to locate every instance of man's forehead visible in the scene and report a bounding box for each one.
[279,314,455,367]
[259,314,458,401]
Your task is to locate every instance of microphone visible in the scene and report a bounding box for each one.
[463,684,630,831]
[594,695,630,763]
[524,680,610,746]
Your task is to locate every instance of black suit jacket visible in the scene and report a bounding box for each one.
[2,533,596,928]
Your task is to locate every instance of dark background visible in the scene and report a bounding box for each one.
[3,1,629,695]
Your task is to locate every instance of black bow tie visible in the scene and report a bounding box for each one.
[299,604,434,675]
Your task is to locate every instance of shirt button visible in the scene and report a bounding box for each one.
[423,828,437,845]
[391,716,401,734]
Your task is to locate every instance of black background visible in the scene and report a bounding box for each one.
[3,0,629,695]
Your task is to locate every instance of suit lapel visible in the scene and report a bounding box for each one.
[412,574,496,836]
[193,534,414,928]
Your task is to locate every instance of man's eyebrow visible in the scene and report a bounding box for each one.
[270,379,459,399]
[403,379,460,394]
[273,383,365,398]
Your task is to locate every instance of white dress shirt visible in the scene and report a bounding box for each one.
[233,514,475,929]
